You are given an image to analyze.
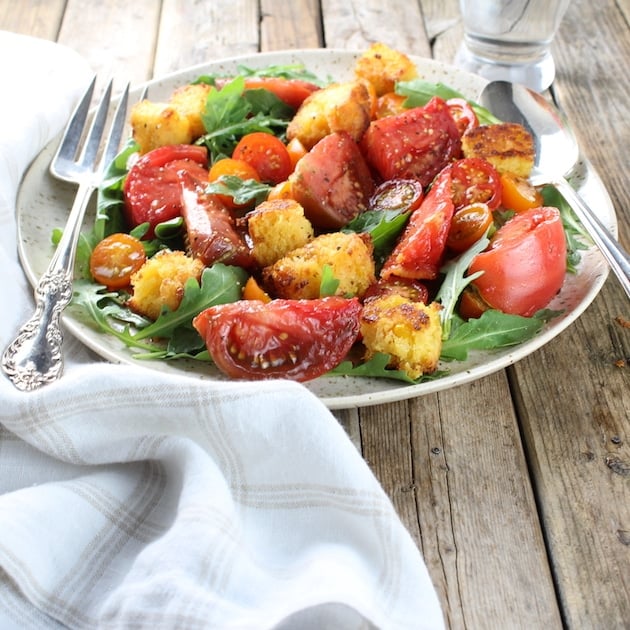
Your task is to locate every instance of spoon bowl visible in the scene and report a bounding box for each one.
[479,80,630,299]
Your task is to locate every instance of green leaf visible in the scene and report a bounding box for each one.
[396,79,501,125]
[319,264,340,297]
[440,309,561,361]
[435,233,490,339]
[205,176,271,206]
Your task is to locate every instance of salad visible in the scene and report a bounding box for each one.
[65,43,589,384]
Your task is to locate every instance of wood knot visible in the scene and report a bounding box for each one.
[605,455,630,476]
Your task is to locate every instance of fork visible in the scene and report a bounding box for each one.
[2,77,130,392]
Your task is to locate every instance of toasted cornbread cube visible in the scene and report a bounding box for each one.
[262,232,376,300]
[461,122,535,178]
[360,294,442,379]
[286,81,372,150]
[129,250,204,321]
[354,42,418,97]
[130,100,193,154]
[247,198,314,268]
[168,83,211,139]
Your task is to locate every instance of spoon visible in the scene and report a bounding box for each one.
[478,80,630,299]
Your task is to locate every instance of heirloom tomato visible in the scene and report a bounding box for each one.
[232,132,292,185]
[468,206,567,316]
[193,297,362,382]
[214,76,320,110]
[123,144,208,237]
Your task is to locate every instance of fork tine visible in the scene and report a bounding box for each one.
[100,82,131,170]
[79,78,114,169]
[52,75,97,166]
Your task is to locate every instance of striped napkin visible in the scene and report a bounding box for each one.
[0,30,444,630]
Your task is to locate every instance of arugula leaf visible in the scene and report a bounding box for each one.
[343,209,410,266]
[542,185,590,273]
[435,233,490,339]
[319,264,341,297]
[193,63,325,86]
[396,79,501,125]
[440,309,561,361]
[198,77,291,160]
[205,175,271,206]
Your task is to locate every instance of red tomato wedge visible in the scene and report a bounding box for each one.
[290,131,375,229]
[193,297,362,381]
[123,144,208,237]
[360,96,461,187]
[469,206,567,316]
[380,169,455,281]
[446,98,479,136]
[214,77,321,110]
[179,170,254,269]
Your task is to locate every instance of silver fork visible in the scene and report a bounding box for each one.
[2,77,130,392]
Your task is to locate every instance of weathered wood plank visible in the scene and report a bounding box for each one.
[261,0,323,51]
[0,0,65,40]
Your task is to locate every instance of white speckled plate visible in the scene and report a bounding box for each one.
[16,49,615,409]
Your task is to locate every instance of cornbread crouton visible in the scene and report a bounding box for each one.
[262,232,376,300]
[286,81,372,150]
[461,122,535,178]
[168,83,212,139]
[130,100,193,154]
[247,198,314,268]
[128,250,204,320]
[360,294,442,379]
[354,42,418,97]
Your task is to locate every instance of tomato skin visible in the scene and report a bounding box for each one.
[500,172,543,213]
[360,96,461,187]
[446,98,479,136]
[123,144,208,237]
[469,206,567,316]
[232,132,292,185]
[444,157,502,212]
[192,296,362,382]
[380,169,455,281]
[290,131,375,229]
[363,277,429,304]
[286,137,308,170]
[179,170,255,269]
[89,233,147,289]
[447,202,493,253]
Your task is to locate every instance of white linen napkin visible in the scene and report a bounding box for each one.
[0,30,444,630]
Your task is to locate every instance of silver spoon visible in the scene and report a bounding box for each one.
[478,80,630,299]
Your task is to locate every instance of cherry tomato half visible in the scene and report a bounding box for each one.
[445,157,502,212]
[369,178,424,214]
[192,296,362,382]
[232,132,292,185]
[286,137,308,170]
[89,233,146,289]
[446,97,479,136]
[468,206,567,316]
[500,172,544,213]
[446,202,493,253]
[374,92,407,118]
[123,144,209,237]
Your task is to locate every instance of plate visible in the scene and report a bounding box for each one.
[16,49,615,409]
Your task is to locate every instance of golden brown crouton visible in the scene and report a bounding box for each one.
[128,250,204,321]
[247,198,314,268]
[262,232,376,300]
[461,122,535,178]
[168,83,211,139]
[130,100,193,154]
[286,81,372,150]
[360,294,442,379]
[354,42,418,97]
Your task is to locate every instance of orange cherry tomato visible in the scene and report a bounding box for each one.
[375,92,407,118]
[458,286,491,320]
[266,180,294,201]
[500,172,544,213]
[242,276,272,303]
[89,233,146,289]
[208,157,261,210]
[232,132,292,185]
[286,137,308,170]
[447,202,494,253]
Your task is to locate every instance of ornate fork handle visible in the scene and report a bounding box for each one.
[2,181,93,391]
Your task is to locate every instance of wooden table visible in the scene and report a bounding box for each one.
[2,1,629,627]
